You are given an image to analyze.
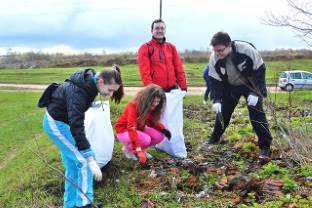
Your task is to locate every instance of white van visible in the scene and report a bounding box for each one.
[278,70,312,91]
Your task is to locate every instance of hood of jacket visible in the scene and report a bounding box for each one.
[69,68,98,94]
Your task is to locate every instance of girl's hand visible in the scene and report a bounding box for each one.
[135,147,147,164]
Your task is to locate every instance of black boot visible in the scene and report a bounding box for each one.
[259,147,271,159]
[207,136,220,144]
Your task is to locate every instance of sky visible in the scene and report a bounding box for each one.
[0,0,310,55]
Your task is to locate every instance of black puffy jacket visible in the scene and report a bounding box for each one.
[47,68,98,151]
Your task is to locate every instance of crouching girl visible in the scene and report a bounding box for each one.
[114,84,171,163]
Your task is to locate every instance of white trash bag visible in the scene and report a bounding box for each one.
[84,100,115,168]
[155,89,187,158]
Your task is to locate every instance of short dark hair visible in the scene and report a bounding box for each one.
[210,32,231,47]
[151,19,166,30]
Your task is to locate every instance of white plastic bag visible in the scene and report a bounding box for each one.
[156,89,187,158]
[84,100,115,168]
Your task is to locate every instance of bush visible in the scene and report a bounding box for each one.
[259,162,289,178]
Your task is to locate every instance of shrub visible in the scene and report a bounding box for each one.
[259,162,289,178]
[282,177,297,192]
[227,133,240,144]
[242,142,256,152]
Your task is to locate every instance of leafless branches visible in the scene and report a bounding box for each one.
[263,0,312,47]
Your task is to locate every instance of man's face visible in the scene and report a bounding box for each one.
[97,79,120,96]
[151,22,166,39]
[213,44,232,59]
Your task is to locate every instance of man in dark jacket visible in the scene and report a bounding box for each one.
[42,67,123,208]
[207,32,272,159]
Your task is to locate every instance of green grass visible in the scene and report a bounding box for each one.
[0,59,311,86]
[0,90,311,207]
[267,90,312,105]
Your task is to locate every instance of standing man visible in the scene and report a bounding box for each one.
[207,32,272,159]
[137,19,188,158]
[138,19,187,92]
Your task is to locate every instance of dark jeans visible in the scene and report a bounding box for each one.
[210,85,272,149]
[204,83,210,101]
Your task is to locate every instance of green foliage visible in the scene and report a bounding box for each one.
[297,165,312,177]
[199,173,218,188]
[243,194,312,207]
[282,177,297,192]
[242,142,256,153]
[259,162,289,178]
[237,126,254,136]
[227,133,241,144]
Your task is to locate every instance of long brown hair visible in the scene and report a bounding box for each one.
[134,84,166,127]
[98,64,124,104]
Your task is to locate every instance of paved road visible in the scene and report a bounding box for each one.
[0,83,281,95]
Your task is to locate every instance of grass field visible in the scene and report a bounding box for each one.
[0,58,311,207]
[0,89,311,207]
[0,59,312,86]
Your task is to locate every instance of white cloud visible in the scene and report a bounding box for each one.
[0,0,309,54]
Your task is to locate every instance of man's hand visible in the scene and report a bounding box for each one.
[135,148,147,164]
[212,102,222,113]
[161,128,172,140]
[88,159,102,181]
[247,94,258,106]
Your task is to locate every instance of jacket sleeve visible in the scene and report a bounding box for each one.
[208,57,223,103]
[138,44,153,86]
[126,103,141,148]
[209,76,224,103]
[251,64,267,97]
[171,44,187,90]
[66,87,90,151]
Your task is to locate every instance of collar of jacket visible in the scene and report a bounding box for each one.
[151,37,166,46]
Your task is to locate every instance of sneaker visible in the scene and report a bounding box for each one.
[259,148,271,159]
[203,100,207,105]
[144,151,153,160]
[122,146,138,160]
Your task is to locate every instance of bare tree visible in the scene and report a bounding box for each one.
[263,0,312,46]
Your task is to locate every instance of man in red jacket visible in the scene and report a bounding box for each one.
[137,19,188,158]
[138,19,187,92]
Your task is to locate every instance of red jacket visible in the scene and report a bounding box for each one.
[138,38,187,90]
[114,101,165,148]
[115,101,165,133]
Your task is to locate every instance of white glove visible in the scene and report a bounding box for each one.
[88,160,102,181]
[212,102,222,113]
[247,94,259,106]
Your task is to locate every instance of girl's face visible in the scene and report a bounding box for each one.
[151,97,161,110]
[97,79,120,96]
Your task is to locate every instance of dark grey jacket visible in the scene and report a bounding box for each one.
[47,68,98,150]
[208,41,267,102]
